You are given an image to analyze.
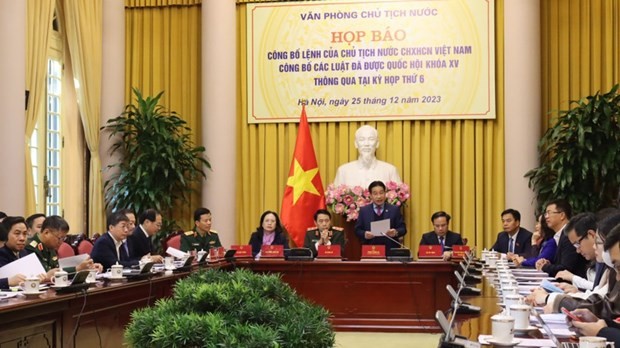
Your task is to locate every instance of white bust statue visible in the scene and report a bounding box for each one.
[333,125,402,188]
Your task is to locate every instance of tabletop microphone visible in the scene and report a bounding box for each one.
[380,232,413,262]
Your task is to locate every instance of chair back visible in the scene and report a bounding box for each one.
[77,239,94,255]
[162,231,183,251]
[58,242,76,258]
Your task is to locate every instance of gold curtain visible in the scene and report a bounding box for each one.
[125,0,202,230]
[541,0,620,130]
[61,0,105,234]
[236,1,506,254]
[25,0,55,215]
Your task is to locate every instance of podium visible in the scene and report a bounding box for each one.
[333,214,361,261]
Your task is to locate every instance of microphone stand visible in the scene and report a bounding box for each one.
[441,283,481,348]
[380,232,412,262]
[454,269,481,296]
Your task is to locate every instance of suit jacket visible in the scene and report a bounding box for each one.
[0,245,29,267]
[490,228,533,255]
[249,231,289,257]
[303,227,345,257]
[354,203,407,250]
[127,226,154,260]
[419,230,464,248]
[542,233,588,278]
[91,232,139,270]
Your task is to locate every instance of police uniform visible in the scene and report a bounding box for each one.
[25,233,75,272]
[303,226,345,257]
[180,229,222,252]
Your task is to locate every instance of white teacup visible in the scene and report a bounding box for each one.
[510,304,531,329]
[491,314,515,344]
[110,264,123,278]
[500,279,518,290]
[487,257,498,268]
[51,270,69,287]
[21,277,41,294]
[579,336,607,348]
[86,269,97,283]
[502,286,519,299]
[197,249,207,261]
[503,294,523,314]
[164,256,175,270]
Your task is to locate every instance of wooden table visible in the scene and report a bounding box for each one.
[237,259,457,332]
[0,260,457,347]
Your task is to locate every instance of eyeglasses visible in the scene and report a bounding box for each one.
[544,210,562,217]
[51,232,67,242]
[572,234,587,249]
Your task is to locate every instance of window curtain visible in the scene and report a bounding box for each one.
[25,0,55,215]
[541,0,620,130]
[60,0,105,234]
[235,1,506,254]
[125,0,202,230]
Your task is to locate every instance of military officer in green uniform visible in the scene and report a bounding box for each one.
[304,209,346,257]
[180,208,222,252]
[26,215,101,280]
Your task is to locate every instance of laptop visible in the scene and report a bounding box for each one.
[531,308,579,348]
[54,270,91,294]
[125,262,156,280]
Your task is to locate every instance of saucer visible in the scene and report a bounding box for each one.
[514,325,538,333]
[485,338,521,347]
[22,291,45,298]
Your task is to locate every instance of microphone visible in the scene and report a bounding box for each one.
[446,284,480,314]
[380,232,412,262]
[454,270,481,296]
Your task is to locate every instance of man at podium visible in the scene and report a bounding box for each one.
[355,181,407,249]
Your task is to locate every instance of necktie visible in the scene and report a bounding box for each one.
[439,236,444,246]
[375,205,383,216]
[508,238,514,253]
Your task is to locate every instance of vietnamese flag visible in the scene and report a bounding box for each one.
[281,105,326,247]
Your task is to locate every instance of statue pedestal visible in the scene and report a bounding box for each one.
[333,215,361,261]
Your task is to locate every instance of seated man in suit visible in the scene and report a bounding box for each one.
[127,208,163,263]
[92,212,139,270]
[181,207,222,252]
[491,208,533,258]
[536,199,588,278]
[355,181,407,250]
[26,215,101,277]
[0,218,29,289]
[419,211,464,260]
[304,209,345,257]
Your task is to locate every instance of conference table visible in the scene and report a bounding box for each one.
[0,259,457,348]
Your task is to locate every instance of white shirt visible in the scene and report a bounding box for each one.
[108,231,124,260]
[139,224,149,238]
[333,158,401,188]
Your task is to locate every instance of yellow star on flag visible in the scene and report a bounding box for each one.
[286,159,320,204]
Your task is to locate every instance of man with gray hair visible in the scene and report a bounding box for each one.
[333,125,401,187]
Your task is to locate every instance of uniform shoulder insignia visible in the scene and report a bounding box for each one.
[38,243,44,251]
[184,231,195,236]
[29,240,38,248]
[332,226,344,231]
[210,230,218,234]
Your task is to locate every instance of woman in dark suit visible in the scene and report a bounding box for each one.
[249,211,289,257]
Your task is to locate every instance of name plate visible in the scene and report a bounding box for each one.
[361,245,385,259]
[261,244,284,258]
[452,245,470,259]
[418,245,443,258]
[317,245,341,258]
[230,245,253,258]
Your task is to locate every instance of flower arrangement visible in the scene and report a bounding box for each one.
[325,181,410,221]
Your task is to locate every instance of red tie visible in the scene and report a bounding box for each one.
[375,206,383,215]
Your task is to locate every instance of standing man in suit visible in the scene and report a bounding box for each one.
[304,209,345,257]
[419,211,464,260]
[355,181,407,250]
[91,212,139,269]
[491,209,533,257]
[536,199,588,278]
[127,209,164,263]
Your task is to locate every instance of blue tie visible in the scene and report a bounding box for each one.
[508,238,514,253]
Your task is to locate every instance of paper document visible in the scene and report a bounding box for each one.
[166,247,187,258]
[58,254,89,270]
[0,253,46,278]
[370,219,390,236]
